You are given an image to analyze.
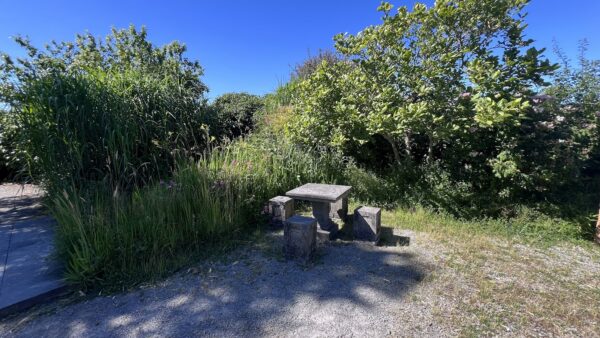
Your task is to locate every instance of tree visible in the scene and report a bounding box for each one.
[290,0,562,200]
[291,50,341,80]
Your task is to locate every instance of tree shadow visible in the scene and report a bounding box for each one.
[379,226,411,247]
[5,229,432,337]
[0,188,46,226]
[335,214,409,247]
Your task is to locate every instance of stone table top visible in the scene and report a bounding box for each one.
[286,183,352,203]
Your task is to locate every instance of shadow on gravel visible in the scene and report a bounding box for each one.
[379,227,411,247]
[6,230,431,337]
[0,200,45,225]
[0,189,45,226]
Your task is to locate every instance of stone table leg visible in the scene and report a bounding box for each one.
[311,201,338,236]
[329,197,348,221]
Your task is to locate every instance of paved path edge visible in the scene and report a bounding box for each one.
[0,284,70,318]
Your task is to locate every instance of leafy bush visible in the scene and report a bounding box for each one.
[208,92,264,140]
[53,134,345,288]
[0,111,23,181]
[0,26,208,193]
[291,50,340,80]
[544,42,600,177]
[288,0,599,214]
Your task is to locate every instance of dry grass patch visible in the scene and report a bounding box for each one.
[380,207,600,336]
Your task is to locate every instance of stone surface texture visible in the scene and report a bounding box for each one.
[353,206,382,243]
[286,183,351,203]
[283,215,317,262]
[316,228,332,243]
[286,184,351,237]
[329,197,348,221]
[268,196,294,226]
[311,201,338,234]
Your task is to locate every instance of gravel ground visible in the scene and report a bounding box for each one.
[0,229,452,337]
[0,184,45,224]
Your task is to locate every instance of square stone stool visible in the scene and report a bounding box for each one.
[353,206,381,243]
[269,196,294,226]
[284,215,317,262]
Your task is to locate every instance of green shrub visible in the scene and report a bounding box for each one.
[263,80,299,110]
[0,26,208,193]
[0,111,23,181]
[291,50,340,80]
[208,92,264,140]
[288,1,599,217]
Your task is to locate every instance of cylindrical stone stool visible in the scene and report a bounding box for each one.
[284,215,317,262]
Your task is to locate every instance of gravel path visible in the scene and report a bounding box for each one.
[0,184,44,224]
[0,229,447,337]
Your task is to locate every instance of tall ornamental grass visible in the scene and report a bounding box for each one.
[52,136,344,289]
[1,27,208,193]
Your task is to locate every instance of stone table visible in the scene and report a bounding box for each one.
[286,183,352,237]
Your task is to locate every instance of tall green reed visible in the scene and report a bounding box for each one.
[52,135,345,288]
[16,68,207,195]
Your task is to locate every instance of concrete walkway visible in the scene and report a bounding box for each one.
[0,184,66,316]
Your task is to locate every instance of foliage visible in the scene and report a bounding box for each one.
[288,0,599,208]
[0,110,24,181]
[208,92,264,141]
[292,50,340,80]
[384,204,587,246]
[545,41,600,177]
[0,26,208,192]
[52,134,345,288]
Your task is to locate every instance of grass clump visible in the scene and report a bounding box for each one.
[52,135,343,289]
[1,27,208,193]
[381,205,592,246]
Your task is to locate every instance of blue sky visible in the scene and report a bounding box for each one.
[1,0,599,99]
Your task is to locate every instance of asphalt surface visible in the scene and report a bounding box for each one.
[0,184,65,316]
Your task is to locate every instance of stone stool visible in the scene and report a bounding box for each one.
[284,215,317,262]
[353,206,381,243]
[268,196,294,226]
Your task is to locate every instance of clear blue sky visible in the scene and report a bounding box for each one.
[1,0,599,99]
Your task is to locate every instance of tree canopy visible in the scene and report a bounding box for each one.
[289,0,588,201]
